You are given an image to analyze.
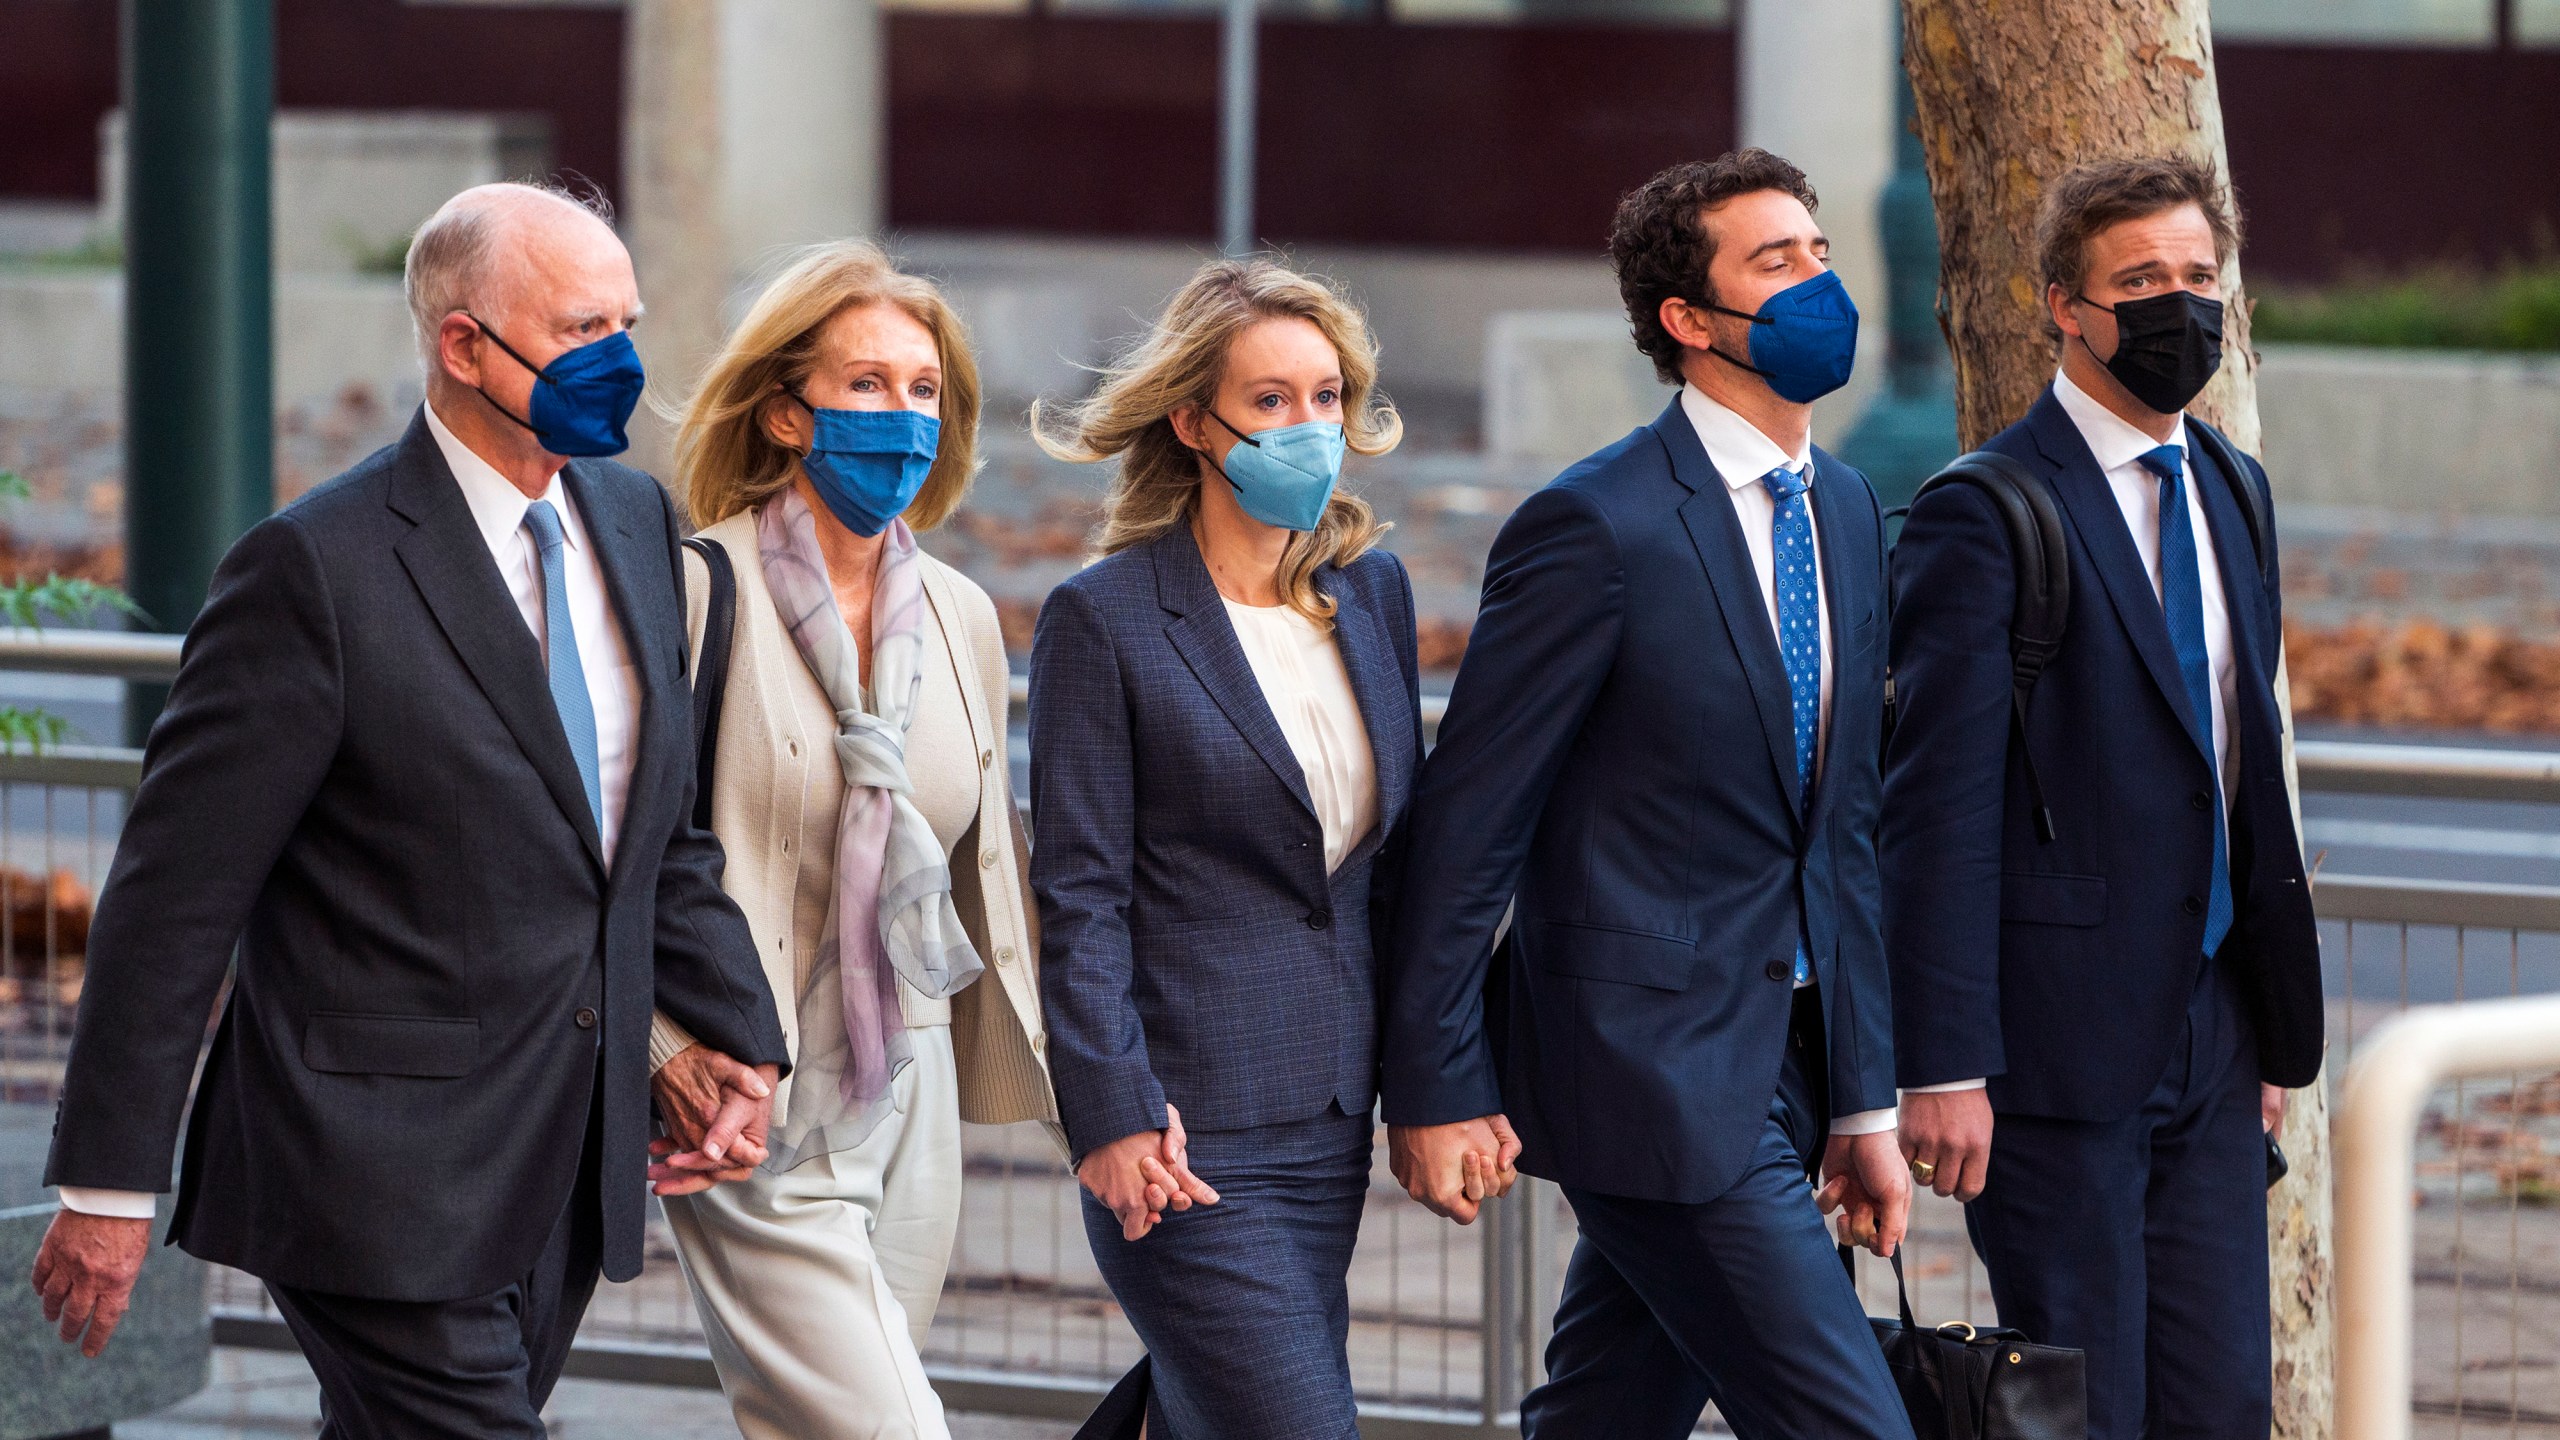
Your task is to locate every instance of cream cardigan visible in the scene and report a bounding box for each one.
[648,510,1057,1134]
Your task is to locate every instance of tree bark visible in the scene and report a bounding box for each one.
[1899,2,2331,1433]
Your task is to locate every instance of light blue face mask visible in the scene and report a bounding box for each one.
[791,395,939,538]
[1205,410,1347,532]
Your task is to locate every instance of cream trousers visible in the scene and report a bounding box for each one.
[663,1024,962,1440]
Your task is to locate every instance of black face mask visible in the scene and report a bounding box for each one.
[2075,289,2224,414]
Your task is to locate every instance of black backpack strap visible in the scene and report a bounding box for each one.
[681,535,738,833]
[1892,450,2071,843]
[2185,417,2275,585]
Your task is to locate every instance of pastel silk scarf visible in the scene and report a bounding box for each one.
[757,488,984,1168]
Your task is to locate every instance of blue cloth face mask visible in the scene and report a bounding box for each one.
[1703,268,1861,404]
[1204,410,1346,532]
[790,394,940,538]
[467,315,647,457]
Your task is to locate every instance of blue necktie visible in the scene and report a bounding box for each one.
[523,500,604,836]
[1762,465,1820,987]
[2139,445,2233,960]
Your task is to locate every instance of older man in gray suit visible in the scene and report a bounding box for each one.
[30,183,788,1436]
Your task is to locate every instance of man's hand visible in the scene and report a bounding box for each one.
[31,1209,152,1357]
[2262,1083,2287,1135]
[1899,1088,1995,1203]
[1076,1104,1220,1242]
[649,1046,778,1196]
[1388,1115,1523,1225]
[1818,1129,1912,1259]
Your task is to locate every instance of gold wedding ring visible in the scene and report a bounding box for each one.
[1910,1159,1938,1184]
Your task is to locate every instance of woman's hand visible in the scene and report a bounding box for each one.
[1076,1103,1222,1241]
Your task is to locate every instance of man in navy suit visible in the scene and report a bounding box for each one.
[1883,156,2322,1440]
[1381,150,1913,1438]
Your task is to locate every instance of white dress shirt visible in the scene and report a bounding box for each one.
[1224,598,1379,873]
[1905,370,2241,1102]
[1678,386,1891,1138]
[58,401,644,1221]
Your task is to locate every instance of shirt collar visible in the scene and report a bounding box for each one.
[422,398,579,555]
[2052,368,2188,476]
[1679,383,1814,492]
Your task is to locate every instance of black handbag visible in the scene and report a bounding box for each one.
[1849,1246,2087,1440]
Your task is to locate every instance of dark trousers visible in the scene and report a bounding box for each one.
[1967,956,2270,1440]
[1080,1102,1373,1440]
[265,1091,605,1439]
[1524,988,1914,1440]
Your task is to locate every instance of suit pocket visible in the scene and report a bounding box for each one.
[302,1012,480,1077]
[1535,920,1698,992]
[2000,872,2107,928]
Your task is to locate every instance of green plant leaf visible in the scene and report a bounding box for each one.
[0,705,69,756]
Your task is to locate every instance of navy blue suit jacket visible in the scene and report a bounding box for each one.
[1881,386,2322,1121]
[1380,397,1898,1205]
[1029,523,1422,1163]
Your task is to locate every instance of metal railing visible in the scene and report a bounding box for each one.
[8,632,2560,1432]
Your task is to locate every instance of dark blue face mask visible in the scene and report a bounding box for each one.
[1703,268,1861,404]
[467,314,647,458]
[790,394,940,538]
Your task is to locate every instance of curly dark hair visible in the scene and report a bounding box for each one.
[1609,149,1820,385]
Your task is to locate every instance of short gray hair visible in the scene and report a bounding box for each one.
[403,180,615,369]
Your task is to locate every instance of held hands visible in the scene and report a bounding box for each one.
[1388,1115,1524,1225]
[1819,1129,1912,1259]
[649,1044,780,1196]
[31,1209,152,1357]
[1077,1103,1221,1242]
[1898,1088,1995,1203]
[2262,1082,2288,1135]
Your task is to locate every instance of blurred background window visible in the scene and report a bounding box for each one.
[2518,0,2560,43]
[2209,0,2495,45]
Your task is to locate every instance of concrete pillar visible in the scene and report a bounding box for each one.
[1738,0,1896,440]
[620,0,886,475]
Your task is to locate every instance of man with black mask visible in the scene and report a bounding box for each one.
[1880,155,2320,1440]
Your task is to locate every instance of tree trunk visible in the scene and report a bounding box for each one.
[1898,2,2331,1433]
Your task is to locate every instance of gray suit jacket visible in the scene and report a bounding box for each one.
[44,410,789,1301]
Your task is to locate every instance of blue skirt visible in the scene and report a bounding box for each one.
[1080,1103,1374,1440]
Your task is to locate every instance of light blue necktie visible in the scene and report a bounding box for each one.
[1762,465,1820,987]
[523,500,604,836]
[2138,445,2233,959]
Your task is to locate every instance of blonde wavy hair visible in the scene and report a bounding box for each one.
[1032,258,1402,627]
[676,239,982,531]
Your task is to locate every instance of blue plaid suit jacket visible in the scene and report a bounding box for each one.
[1029,523,1422,1161]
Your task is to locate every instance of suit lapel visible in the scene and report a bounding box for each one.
[1655,399,1802,820]
[1155,526,1315,818]
[1802,450,1865,832]
[563,462,665,885]
[2026,391,2210,756]
[387,415,607,870]
[1317,565,1413,827]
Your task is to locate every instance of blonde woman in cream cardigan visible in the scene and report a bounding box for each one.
[648,239,1057,1440]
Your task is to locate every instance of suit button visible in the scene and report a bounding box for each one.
[2183,895,2205,916]
[2191,791,2211,811]
[573,1007,598,1030]
[1765,958,1791,982]
[1307,909,1333,931]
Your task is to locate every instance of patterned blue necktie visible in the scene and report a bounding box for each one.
[1762,464,1821,986]
[523,500,604,835]
[2139,445,2233,959]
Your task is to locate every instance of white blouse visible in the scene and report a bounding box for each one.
[1224,599,1379,874]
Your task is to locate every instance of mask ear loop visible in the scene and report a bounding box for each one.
[458,312,545,437]
[781,387,825,462]
[2066,293,2119,373]
[1691,296,1782,383]
[1197,408,1261,494]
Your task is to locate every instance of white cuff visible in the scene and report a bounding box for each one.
[1830,1107,1897,1137]
[1904,1079,1988,1094]
[57,1187,156,1219]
